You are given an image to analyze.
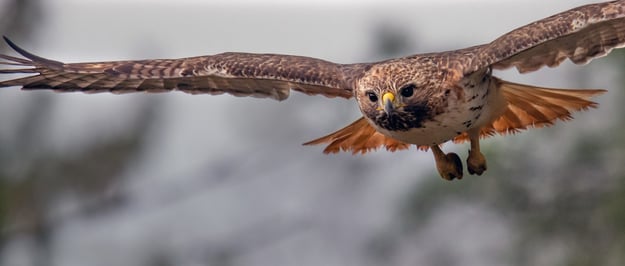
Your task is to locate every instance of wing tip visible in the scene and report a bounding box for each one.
[2,36,64,68]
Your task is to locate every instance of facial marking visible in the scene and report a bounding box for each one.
[356,60,447,132]
[365,103,431,131]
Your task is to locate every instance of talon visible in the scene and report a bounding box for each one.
[467,149,487,175]
[431,146,464,181]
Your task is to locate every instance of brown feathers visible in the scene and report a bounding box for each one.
[464,0,625,74]
[0,37,364,100]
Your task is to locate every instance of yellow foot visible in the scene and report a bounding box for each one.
[467,149,487,175]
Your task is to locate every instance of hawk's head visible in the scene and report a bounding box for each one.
[355,62,449,132]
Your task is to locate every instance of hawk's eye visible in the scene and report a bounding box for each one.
[400,84,416,97]
[366,91,378,103]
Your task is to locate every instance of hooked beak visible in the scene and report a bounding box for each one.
[382,92,395,114]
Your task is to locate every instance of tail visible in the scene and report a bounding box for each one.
[302,117,413,154]
[452,77,605,143]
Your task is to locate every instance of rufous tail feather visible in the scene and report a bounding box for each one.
[453,78,605,143]
[302,117,413,154]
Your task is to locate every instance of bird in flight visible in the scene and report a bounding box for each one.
[1,1,624,180]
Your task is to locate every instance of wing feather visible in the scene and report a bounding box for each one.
[0,37,369,101]
[463,0,625,74]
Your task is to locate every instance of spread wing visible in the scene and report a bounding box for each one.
[0,37,369,101]
[462,0,625,74]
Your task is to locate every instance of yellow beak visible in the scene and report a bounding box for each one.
[382,92,395,114]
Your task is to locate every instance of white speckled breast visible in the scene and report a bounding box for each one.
[371,76,502,146]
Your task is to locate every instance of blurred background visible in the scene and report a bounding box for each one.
[0,0,624,265]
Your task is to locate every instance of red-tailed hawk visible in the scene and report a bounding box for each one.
[1,0,624,180]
